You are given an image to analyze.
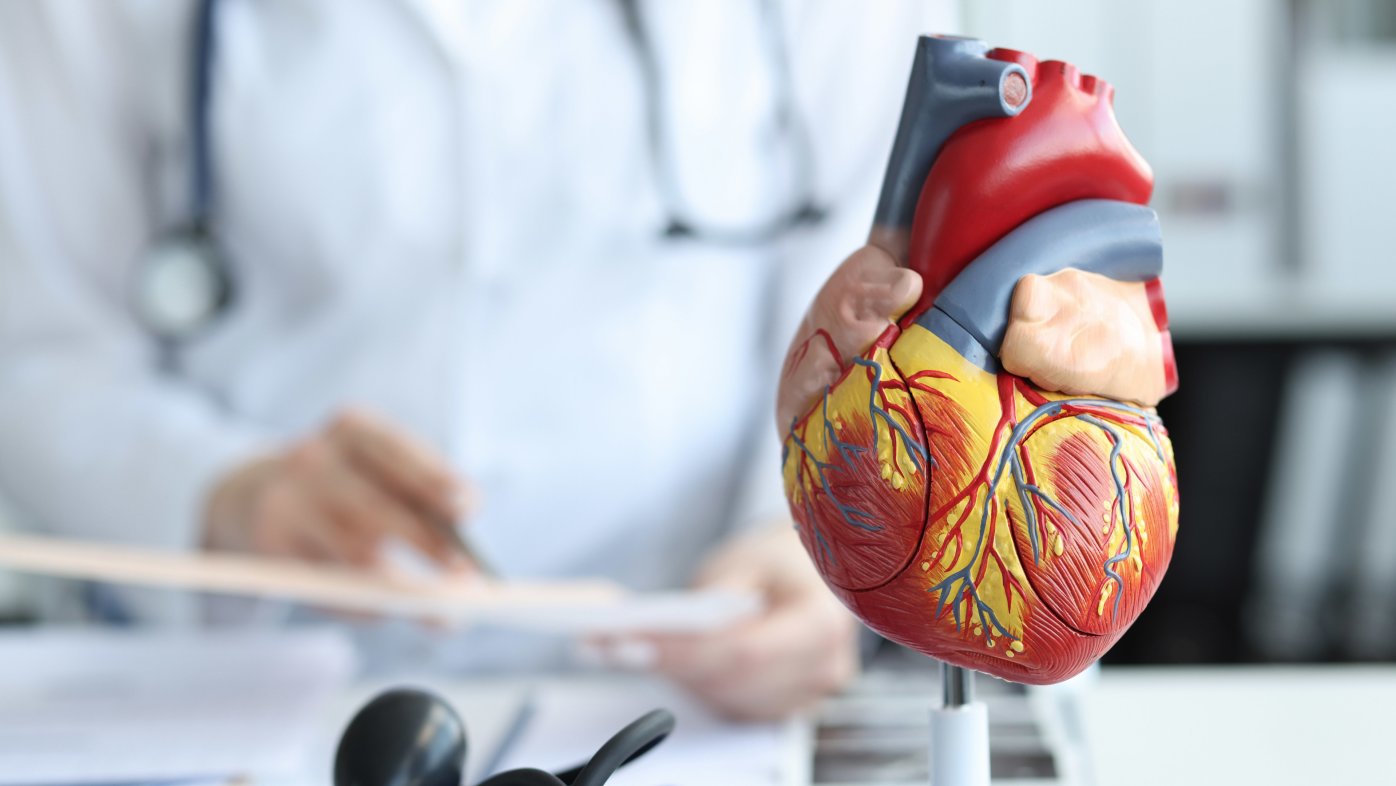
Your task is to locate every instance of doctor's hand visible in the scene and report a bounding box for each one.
[202,408,476,573]
[641,526,860,721]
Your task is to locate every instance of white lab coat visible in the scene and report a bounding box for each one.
[0,0,954,669]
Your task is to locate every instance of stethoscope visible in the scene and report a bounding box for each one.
[133,0,824,342]
[616,0,825,244]
[131,0,233,344]
[334,687,676,786]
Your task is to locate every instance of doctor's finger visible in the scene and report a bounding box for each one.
[652,603,815,684]
[318,456,463,569]
[653,632,840,721]
[691,667,814,721]
[327,409,466,519]
[691,656,842,721]
[289,509,379,568]
[241,478,367,565]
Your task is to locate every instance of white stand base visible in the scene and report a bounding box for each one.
[929,700,990,786]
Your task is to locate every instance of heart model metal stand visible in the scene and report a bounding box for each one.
[933,664,990,786]
[333,688,674,786]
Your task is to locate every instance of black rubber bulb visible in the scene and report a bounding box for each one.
[334,688,467,786]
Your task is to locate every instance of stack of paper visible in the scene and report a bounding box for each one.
[0,629,356,785]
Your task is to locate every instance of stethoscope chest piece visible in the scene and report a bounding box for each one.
[132,225,233,341]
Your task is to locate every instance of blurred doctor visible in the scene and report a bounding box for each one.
[0,1,953,718]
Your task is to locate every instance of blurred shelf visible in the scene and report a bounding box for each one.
[1168,277,1396,342]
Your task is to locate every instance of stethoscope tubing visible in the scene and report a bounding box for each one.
[140,0,825,342]
[477,709,675,786]
[189,0,218,228]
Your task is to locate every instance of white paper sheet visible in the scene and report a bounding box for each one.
[0,628,356,785]
[490,677,806,786]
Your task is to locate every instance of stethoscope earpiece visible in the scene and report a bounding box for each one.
[335,688,674,786]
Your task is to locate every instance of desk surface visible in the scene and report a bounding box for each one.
[276,664,1394,786]
[287,674,805,786]
[1081,665,1396,786]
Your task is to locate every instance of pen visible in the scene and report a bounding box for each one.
[481,688,537,777]
[438,518,499,578]
[438,484,497,578]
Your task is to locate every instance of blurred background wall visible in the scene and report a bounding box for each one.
[3,0,1393,665]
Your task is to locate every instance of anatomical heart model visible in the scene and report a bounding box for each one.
[777,36,1179,684]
